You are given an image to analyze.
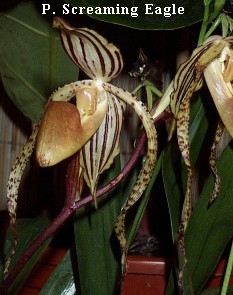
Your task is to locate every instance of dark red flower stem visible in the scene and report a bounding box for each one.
[0,109,171,294]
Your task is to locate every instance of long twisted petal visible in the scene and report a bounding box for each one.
[5,125,39,275]
[101,82,157,271]
[158,37,230,289]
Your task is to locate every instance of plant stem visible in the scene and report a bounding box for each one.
[0,206,74,294]
[198,0,226,46]
[204,16,221,40]
[198,1,210,46]
[0,109,171,293]
[0,127,145,294]
[220,239,233,295]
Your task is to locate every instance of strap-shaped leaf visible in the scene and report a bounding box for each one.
[80,92,125,206]
[53,17,123,82]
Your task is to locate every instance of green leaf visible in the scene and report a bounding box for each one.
[185,142,233,294]
[0,217,51,294]
[40,249,76,295]
[200,286,233,294]
[65,0,204,30]
[74,156,122,295]
[0,0,78,122]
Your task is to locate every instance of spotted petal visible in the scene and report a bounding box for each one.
[53,17,123,82]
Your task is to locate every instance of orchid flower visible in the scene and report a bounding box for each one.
[152,35,233,288]
[5,17,157,274]
[154,35,233,225]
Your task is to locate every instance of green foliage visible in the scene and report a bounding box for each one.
[0,217,51,294]
[163,93,233,294]
[74,157,122,295]
[201,286,233,294]
[40,250,76,295]
[185,142,233,294]
[2,0,233,295]
[65,0,204,30]
[0,1,78,122]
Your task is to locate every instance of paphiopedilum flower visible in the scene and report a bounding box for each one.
[36,17,157,204]
[154,36,233,225]
[36,17,124,172]
[6,17,157,273]
[152,35,233,288]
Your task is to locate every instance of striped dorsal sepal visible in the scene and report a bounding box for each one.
[53,17,123,82]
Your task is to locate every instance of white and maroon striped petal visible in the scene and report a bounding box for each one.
[53,17,123,82]
[80,92,126,206]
